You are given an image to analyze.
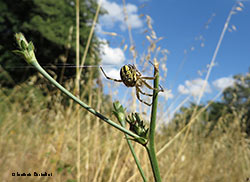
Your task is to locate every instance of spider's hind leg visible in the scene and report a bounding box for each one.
[137,86,153,97]
[136,87,152,106]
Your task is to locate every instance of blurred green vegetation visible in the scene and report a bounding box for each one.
[0,0,103,87]
[165,70,250,137]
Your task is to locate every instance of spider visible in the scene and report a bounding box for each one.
[100,64,164,106]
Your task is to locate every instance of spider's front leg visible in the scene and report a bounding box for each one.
[142,61,164,92]
[140,79,164,92]
[100,66,123,82]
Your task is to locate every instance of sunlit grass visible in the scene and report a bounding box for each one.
[0,82,249,182]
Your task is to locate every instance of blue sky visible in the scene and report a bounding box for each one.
[96,0,250,118]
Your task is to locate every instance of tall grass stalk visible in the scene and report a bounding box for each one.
[75,1,102,180]
[75,0,81,182]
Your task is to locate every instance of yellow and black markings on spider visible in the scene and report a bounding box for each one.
[100,64,164,106]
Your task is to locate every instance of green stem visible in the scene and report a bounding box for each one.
[120,122,147,182]
[113,102,147,181]
[31,61,140,139]
[147,64,161,182]
[125,137,147,182]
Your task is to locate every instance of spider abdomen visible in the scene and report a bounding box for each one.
[120,64,137,87]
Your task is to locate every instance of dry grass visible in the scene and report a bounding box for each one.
[157,117,250,182]
[0,81,249,182]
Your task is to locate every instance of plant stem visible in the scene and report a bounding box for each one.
[125,137,147,182]
[147,62,161,182]
[30,61,141,139]
[119,119,147,182]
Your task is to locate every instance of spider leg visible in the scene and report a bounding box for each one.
[140,76,155,80]
[136,87,152,106]
[140,79,164,92]
[137,86,153,96]
[100,66,123,82]
[135,69,142,76]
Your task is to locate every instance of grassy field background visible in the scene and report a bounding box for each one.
[0,80,249,182]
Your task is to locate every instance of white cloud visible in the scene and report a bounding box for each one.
[178,78,211,97]
[160,90,174,100]
[100,0,143,31]
[100,40,125,65]
[178,85,189,95]
[212,77,235,91]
